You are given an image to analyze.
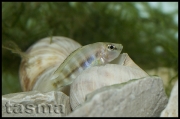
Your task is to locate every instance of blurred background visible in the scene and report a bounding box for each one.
[2,2,178,96]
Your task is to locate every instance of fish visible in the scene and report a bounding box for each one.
[50,42,123,91]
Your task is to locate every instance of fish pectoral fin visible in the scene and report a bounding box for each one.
[91,58,104,66]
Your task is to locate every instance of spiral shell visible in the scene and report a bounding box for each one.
[70,53,149,110]
[19,36,81,93]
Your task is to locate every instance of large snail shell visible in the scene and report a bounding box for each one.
[19,36,81,93]
[70,53,149,110]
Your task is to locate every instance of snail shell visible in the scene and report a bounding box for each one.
[19,36,81,94]
[70,53,149,110]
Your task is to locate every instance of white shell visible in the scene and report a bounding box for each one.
[19,36,81,93]
[70,53,149,110]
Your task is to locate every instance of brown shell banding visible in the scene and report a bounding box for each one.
[19,59,30,91]
[19,36,81,91]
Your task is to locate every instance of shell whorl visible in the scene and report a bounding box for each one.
[19,36,81,92]
[69,55,149,110]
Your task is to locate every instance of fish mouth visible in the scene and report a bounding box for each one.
[116,44,123,51]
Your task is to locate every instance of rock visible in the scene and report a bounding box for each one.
[2,91,71,117]
[160,79,178,117]
[68,76,168,117]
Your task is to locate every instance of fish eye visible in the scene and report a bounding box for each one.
[108,45,116,50]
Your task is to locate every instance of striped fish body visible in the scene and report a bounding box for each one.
[51,42,123,91]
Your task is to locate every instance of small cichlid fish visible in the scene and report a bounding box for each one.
[51,42,123,91]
